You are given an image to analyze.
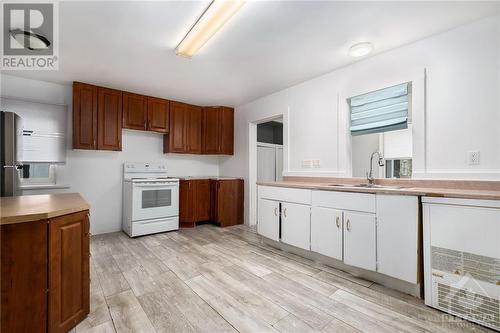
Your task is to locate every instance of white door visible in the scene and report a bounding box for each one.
[281,202,310,250]
[311,207,343,260]
[257,199,280,241]
[275,147,283,181]
[257,145,276,182]
[376,195,418,283]
[343,211,376,271]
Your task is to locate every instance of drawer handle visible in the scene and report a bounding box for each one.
[274,207,278,216]
[283,208,287,218]
[346,219,351,231]
[335,217,340,228]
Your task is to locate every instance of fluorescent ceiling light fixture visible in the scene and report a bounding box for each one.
[176,0,246,58]
[348,42,374,58]
[10,29,50,50]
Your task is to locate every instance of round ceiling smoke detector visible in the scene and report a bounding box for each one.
[10,29,50,50]
[348,42,374,58]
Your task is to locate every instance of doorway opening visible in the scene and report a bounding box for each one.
[249,115,284,227]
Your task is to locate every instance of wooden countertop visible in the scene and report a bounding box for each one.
[0,193,90,225]
[257,179,500,201]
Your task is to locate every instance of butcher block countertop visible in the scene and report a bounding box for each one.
[257,177,500,201]
[0,193,90,225]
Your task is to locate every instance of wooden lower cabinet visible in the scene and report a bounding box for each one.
[211,179,244,227]
[180,179,211,227]
[49,211,90,333]
[180,178,243,228]
[1,211,90,333]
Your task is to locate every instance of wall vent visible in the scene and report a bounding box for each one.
[437,283,499,330]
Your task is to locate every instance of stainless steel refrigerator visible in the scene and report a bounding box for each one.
[1,111,23,197]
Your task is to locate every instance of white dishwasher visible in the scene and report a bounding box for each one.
[422,197,500,331]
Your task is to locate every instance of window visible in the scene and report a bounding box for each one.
[18,163,56,185]
[349,82,411,136]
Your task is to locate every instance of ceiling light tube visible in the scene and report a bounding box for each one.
[176,0,246,58]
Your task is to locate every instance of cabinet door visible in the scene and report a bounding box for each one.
[377,195,418,283]
[257,199,280,241]
[343,211,376,271]
[49,211,90,333]
[193,180,211,221]
[147,97,170,133]
[97,87,122,150]
[202,107,220,154]
[179,180,194,225]
[214,179,244,227]
[1,220,47,333]
[122,92,147,130]
[73,82,97,149]
[186,104,202,153]
[281,202,311,250]
[311,207,343,260]
[219,107,234,155]
[166,102,187,153]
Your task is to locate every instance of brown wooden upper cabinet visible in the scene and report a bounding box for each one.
[164,101,202,154]
[122,92,147,130]
[74,81,233,154]
[73,82,122,151]
[97,87,122,151]
[147,97,170,133]
[73,82,97,150]
[165,105,234,155]
[122,93,170,134]
[203,106,234,155]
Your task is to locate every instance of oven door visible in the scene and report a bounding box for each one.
[131,181,179,221]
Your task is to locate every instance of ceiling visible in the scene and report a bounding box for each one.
[2,1,498,106]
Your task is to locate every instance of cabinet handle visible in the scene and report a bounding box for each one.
[336,217,340,228]
[346,219,351,231]
[283,208,287,218]
[144,120,147,129]
[274,207,278,216]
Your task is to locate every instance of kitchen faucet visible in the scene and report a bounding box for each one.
[367,151,385,185]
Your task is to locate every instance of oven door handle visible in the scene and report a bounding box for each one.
[134,183,178,188]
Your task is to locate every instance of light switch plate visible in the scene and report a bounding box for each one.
[468,151,480,165]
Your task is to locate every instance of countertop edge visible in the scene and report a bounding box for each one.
[256,182,500,201]
[1,193,90,225]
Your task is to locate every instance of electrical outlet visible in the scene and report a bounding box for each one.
[302,160,312,168]
[468,151,480,165]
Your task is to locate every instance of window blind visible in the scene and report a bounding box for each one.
[350,82,409,136]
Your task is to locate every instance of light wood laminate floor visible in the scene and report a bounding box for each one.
[71,224,493,333]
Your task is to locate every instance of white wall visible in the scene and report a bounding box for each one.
[219,15,500,225]
[1,74,220,234]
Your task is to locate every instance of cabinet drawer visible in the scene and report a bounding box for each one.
[258,186,311,205]
[312,190,375,213]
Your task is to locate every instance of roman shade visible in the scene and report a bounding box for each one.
[350,82,410,136]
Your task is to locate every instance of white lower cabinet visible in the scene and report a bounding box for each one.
[257,198,280,241]
[258,185,420,283]
[376,195,418,283]
[343,211,377,271]
[311,207,343,260]
[281,202,311,250]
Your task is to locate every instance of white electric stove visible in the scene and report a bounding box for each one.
[122,162,179,237]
